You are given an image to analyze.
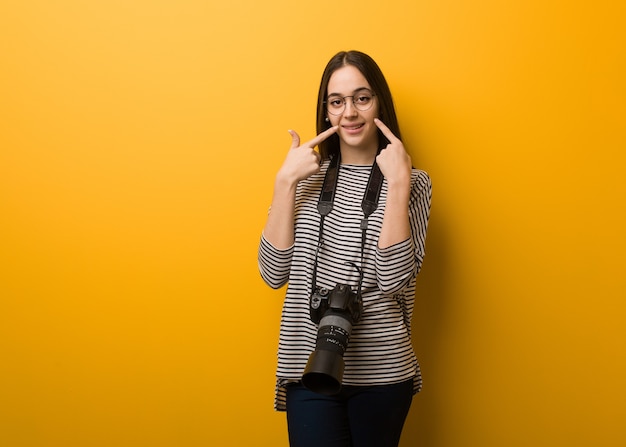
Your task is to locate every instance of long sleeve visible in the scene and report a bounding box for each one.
[375,169,432,295]
[258,234,294,289]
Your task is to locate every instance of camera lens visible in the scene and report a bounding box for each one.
[302,312,353,395]
[316,315,350,355]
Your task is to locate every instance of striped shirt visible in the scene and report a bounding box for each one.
[258,161,432,411]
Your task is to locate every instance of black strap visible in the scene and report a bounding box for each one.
[317,153,340,216]
[311,153,384,299]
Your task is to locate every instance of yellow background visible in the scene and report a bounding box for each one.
[1,1,624,446]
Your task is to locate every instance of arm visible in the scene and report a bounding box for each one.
[258,127,338,288]
[374,119,432,294]
[374,118,413,249]
[375,172,431,294]
[262,126,338,249]
[262,173,298,250]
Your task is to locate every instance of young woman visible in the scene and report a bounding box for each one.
[258,50,432,447]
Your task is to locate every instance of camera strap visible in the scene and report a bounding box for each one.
[311,153,384,299]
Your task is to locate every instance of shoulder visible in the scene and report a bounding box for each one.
[410,168,432,193]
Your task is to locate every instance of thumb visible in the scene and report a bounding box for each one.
[288,129,300,149]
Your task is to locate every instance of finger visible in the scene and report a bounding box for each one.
[288,129,300,149]
[374,118,400,143]
[305,125,338,148]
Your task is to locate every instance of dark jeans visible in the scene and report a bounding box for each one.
[285,379,414,447]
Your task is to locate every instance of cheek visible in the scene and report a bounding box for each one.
[365,108,379,124]
[362,104,380,124]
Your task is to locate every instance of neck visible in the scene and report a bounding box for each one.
[339,145,378,165]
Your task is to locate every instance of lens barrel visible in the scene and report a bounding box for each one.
[302,313,353,395]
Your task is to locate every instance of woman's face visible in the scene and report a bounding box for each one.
[326,65,380,156]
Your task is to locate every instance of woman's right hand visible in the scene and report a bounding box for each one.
[276,126,338,185]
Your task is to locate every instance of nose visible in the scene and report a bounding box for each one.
[343,99,358,117]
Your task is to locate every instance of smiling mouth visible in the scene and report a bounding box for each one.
[343,124,364,130]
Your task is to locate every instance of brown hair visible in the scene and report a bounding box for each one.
[316,51,402,160]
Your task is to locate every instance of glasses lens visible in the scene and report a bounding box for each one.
[354,93,374,111]
[326,96,345,115]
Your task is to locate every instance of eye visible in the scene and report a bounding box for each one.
[328,97,344,108]
[355,95,372,105]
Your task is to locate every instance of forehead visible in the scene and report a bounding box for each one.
[327,65,371,95]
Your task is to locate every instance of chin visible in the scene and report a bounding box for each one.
[339,127,377,149]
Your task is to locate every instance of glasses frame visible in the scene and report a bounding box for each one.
[324,89,377,116]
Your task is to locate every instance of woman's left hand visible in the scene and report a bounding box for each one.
[374,118,412,187]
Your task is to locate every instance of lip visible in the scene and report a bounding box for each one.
[341,123,365,135]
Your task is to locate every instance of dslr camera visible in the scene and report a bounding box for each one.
[302,284,363,395]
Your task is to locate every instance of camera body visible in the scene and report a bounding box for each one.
[310,284,362,325]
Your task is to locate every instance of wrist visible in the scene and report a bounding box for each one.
[275,170,300,190]
[386,177,411,200]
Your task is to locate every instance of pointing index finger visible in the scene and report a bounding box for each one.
[374,118,400,143]
[305,125,338,148]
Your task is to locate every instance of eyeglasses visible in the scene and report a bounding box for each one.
[324,89,376,116]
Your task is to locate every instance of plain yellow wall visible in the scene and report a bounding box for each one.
[1,1,624,446]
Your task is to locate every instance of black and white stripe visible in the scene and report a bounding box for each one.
[259,161,432,411]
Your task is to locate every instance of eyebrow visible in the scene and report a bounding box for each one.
[327,87,372,97]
